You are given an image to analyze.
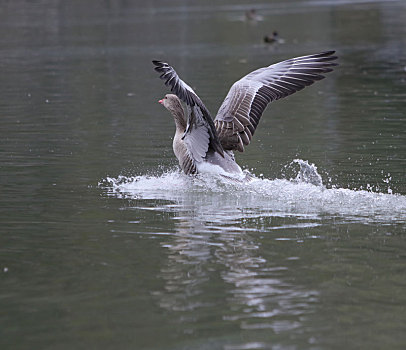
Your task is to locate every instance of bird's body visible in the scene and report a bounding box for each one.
[264,31,282,44]
[154,51,338,176]
[245,9,263,22]
[160,94,243,175]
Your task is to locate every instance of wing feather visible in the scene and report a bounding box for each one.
[214,51,338,152]
[183,106,211,164]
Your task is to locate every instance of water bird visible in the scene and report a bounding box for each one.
[245,9,262,21]
[264,31,283,44]
[153,51,338,176]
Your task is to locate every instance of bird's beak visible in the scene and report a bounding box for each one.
[158,99,163,104]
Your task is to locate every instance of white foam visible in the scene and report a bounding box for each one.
[99,163,406,224]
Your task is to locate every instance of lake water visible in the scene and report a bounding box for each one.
[1,1,405,349]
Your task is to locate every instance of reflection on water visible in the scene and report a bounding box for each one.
[154,219,318,335]
[106,171,322,338]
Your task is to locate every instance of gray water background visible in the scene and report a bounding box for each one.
[1,1,405,349]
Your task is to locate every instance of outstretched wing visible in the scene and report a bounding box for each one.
[214,51,338,152]
[152,60,224,157]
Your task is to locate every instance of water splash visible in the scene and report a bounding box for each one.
[292,159,323,187]
[99,161,406,224]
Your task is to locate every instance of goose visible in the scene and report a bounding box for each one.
[264,31,283,44]
[245,9,261,21]
[153,51,337,176]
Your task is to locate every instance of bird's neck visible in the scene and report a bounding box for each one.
[171,108,187,133]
